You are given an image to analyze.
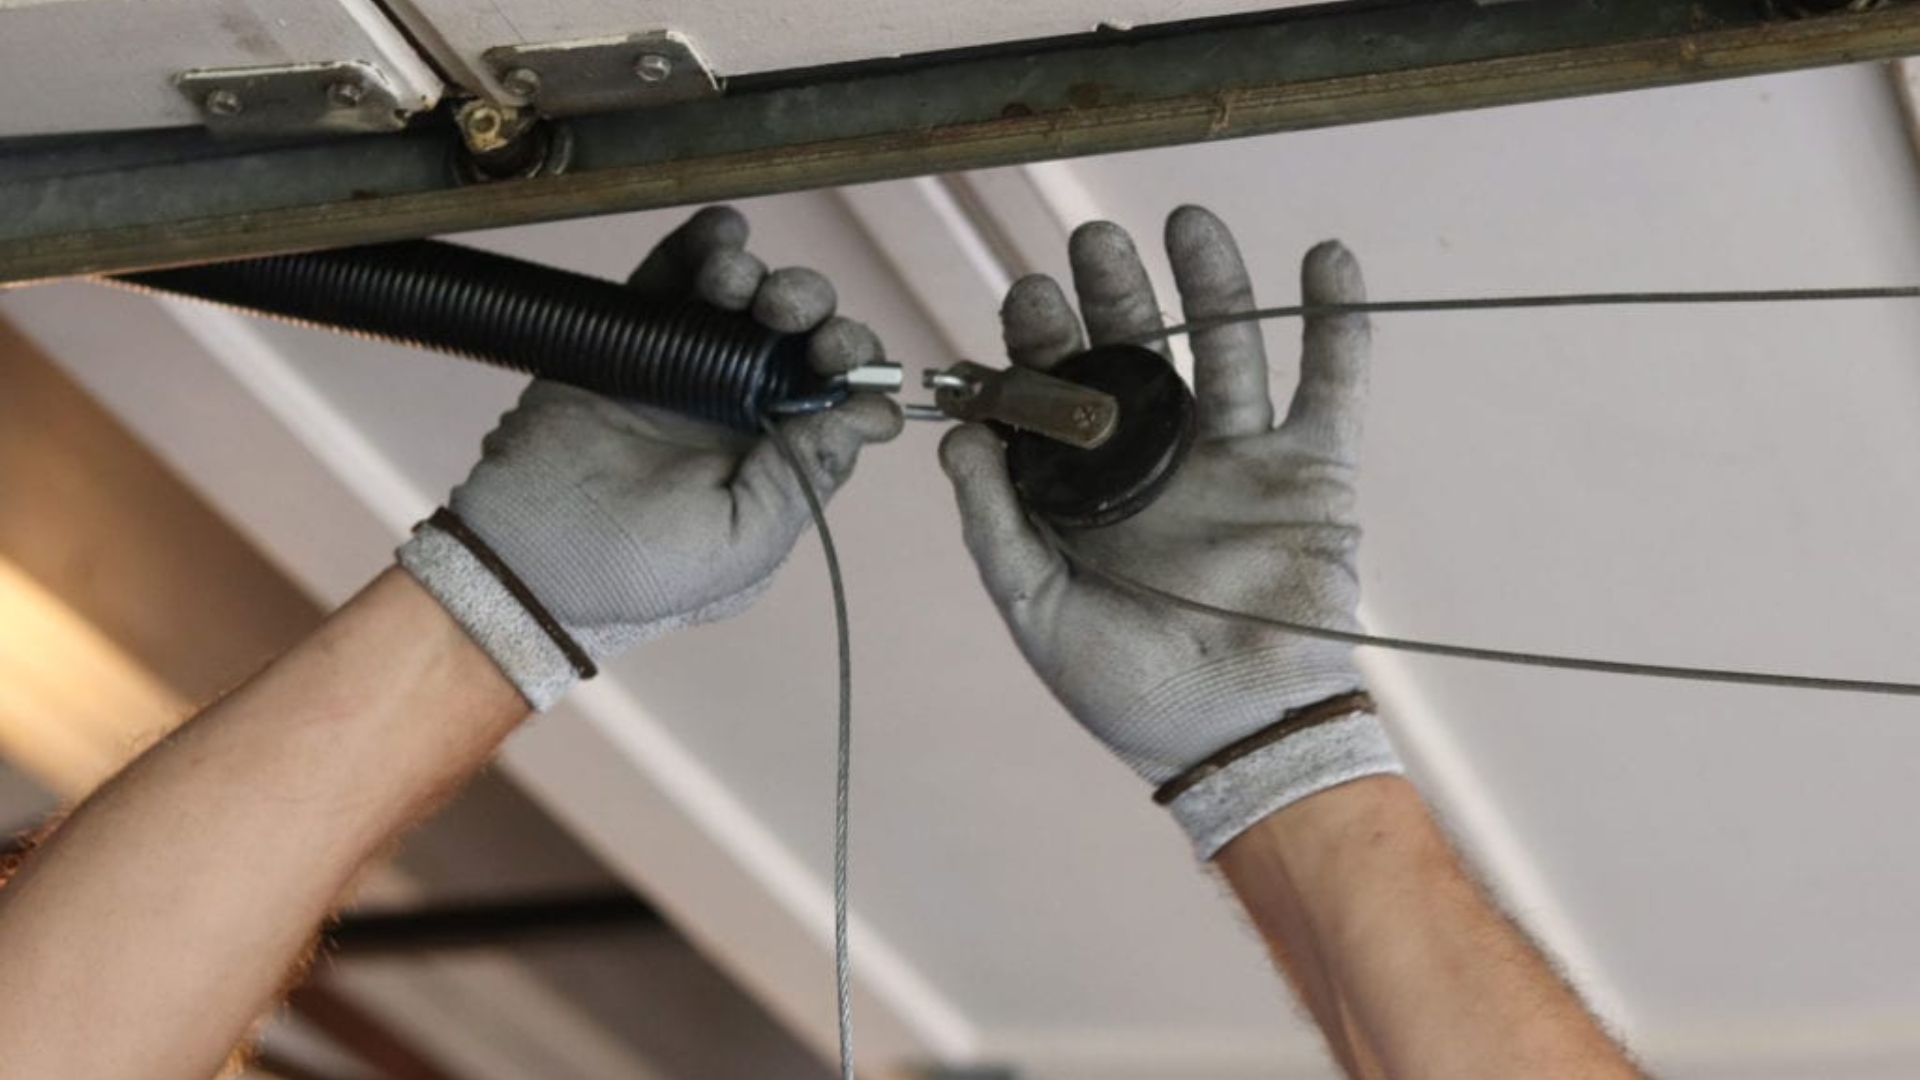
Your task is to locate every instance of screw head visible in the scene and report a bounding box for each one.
[500,67,542,100]
[326,80,366,109]
[1071,403,1102,429]
[204,89,243,117]
[633,53,674,84]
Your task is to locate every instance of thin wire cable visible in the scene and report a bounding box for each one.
[1124,285,1920,345]
[1096,282,1920,694]
[1062,530,1920,697]
[761,419,855,1080]
[912,293,1920,802]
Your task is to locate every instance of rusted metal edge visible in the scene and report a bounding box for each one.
[6,5,1920,284]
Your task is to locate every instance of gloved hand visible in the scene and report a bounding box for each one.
[400,206,903,710]
[940,206,1401,857]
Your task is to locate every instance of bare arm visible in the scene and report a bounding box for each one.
[1220,777,1643,1079]
[0,570,525,1080]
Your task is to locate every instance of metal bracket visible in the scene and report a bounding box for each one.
[926,362,1119,449]
[174,61,412,138]
[482,32,721,116]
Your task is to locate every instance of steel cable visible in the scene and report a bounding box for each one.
[1095,283,1920,696]
[761,419,856,1080]
[1064,550,1920,697]
[1124,285,1920,346]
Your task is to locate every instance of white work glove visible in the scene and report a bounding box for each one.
[400,206,903,709]
[940,206,1401,857]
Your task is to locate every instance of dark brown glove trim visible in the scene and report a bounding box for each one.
[1152,690,1376,806]
[422,507,598,682]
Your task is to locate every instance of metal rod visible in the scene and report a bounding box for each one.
[6,1,1920,282]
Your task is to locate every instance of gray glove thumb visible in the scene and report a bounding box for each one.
[940,424,1063,610]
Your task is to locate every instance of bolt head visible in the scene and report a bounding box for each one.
[326,80,366,109]
[633,53,674,84]
[467,108,501,135]
[500,67,542,100]
[457,101,509,148]
[204,89,243,117]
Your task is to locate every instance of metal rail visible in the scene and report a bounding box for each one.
[4,0,1920,283]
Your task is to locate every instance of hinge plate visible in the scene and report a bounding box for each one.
[175,61,412,138]
[482,32,722,116]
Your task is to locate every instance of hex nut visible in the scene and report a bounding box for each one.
[455,101,517,153]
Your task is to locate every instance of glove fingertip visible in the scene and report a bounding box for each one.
[938,422,1004,482]
[755,267,837,333]
[807,317,883,375]
[1068,219,1139,266]
[686,204,750,250]
[1001,274,1084,372]
[1303,240,1366,304]
[1164,204,1231,253]
[698,250,765,311]
[834,393,905,444]
[628,205,751,297]
[938,423,1061,603]
[1002,273,1070,322]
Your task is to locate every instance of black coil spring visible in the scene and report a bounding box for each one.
[125,241,811,431]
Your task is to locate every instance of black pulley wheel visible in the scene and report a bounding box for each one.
[1006,344,1194,529]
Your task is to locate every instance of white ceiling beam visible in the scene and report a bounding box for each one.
[835,178,1013,367]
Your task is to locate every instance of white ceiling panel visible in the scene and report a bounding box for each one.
[384,0,1341,101]
[0,0,442,136]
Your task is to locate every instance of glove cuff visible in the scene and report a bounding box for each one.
[1166,708,1402,860]
[397,517,585,711]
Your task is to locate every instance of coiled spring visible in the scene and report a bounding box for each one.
[125,240,822,431]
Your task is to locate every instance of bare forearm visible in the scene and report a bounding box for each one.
[0,568,527,1080]
[1220,776,1641,1080]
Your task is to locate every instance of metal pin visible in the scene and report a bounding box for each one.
[837,361,904,393]
[923,371,976,393]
